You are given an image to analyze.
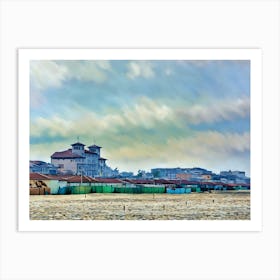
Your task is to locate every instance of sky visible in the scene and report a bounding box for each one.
[30,60,250,176]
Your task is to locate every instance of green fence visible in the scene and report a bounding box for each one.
[103,185,115,193]
[191,186,201,192]
[70,185,92,194]
[93,185,116,193]
[140,186,165,193]
[114,186,142,194]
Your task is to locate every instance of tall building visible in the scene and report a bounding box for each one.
[51,142,111,177]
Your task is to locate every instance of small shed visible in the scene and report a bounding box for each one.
[30,173,60,194]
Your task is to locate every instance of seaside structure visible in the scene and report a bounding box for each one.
[51,142,114,177]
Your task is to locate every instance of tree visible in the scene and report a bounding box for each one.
[137,170,145,178]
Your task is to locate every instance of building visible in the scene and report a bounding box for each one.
[176,173,192,180]
[51,142,112,177]
[29,172,68,194]
[220,170,246,178]
[151,167,212,180]
[151,168,187,179]
[220,170,249,184]
[30,160,58,175]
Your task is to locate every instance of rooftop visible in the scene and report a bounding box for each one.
[66,175,97,183]
[51,149,85,159]
[88,144,102,149]
[94,178,123,184]
[71,142,85,146]
[30,173,51,180]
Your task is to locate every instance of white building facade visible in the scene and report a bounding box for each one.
[51,142,112,177]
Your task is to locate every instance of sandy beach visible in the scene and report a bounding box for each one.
[29,191,250,220]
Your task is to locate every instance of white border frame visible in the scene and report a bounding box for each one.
[18,48,262,232]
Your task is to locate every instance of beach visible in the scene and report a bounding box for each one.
[29,191,250,220]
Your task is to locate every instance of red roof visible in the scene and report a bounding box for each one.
[67,175,97,183]
[154,179,175,185]
[124,179,155,184]
[30,173,73,181]
[30,173,51,180]
[94,178,123,184]
[44,174,71,181]
[51,149,85,159]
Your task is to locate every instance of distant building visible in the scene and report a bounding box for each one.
[151,167,212,180]
[51,142,113,177]
[151,168,186,179]
[175,173,192,180]
[220,170,246,178]
[200,174,212,181]
[30,160,58,175]
[220,170,249,184]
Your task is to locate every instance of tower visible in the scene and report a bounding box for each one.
[88,144,101,157]
[71,142,85,156]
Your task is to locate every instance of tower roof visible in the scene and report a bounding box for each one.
[88,144,102,149]
[71,142,85,147]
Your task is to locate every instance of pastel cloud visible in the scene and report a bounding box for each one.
[30,97,173,138]
[30,95,249,141]
[126,61,155,79]
[30,61,68,90]
[30,60,112,91]
[30,60,113,110]
[57,60,111,83]
[177,97,250,125]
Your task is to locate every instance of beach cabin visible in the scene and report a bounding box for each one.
[46,174,70,194]
[177,180,202,193]
[30,173,61,194]
[154,179,176,192]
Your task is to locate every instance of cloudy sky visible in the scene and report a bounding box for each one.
[30,60,250,175]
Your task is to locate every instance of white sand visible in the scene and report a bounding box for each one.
[29,191,250,220]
